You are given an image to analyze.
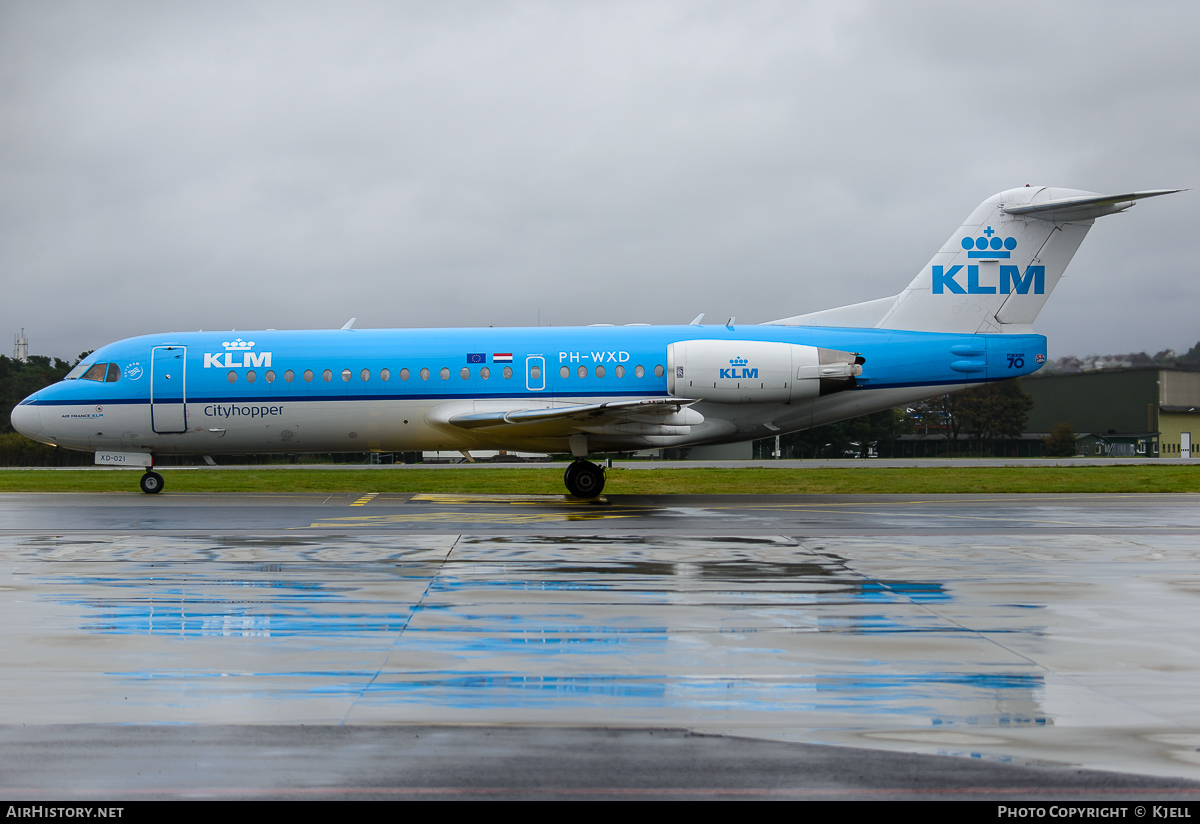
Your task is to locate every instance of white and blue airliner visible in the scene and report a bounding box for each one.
[10,186,1180,497]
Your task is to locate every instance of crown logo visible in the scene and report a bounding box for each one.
[222,338,255,351]
[961,226,1017,258]
[730,356,748,367]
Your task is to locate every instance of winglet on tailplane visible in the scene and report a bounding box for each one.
[768,187,1183,334]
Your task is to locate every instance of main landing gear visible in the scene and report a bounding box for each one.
[563,459,605,499]
[139,471,164,494]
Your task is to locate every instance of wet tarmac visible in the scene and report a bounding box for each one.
[4,490,1200,534]
[3,490,1200,798]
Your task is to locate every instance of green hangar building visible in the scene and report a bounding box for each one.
[1023,368,1200,457]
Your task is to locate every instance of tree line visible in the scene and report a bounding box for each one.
[0,352,94,466]
[763,378,1062,458]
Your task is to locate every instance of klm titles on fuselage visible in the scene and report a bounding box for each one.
[934,229,1046,295]
[203,338,272,369]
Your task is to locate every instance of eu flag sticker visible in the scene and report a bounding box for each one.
[467,353,486,364]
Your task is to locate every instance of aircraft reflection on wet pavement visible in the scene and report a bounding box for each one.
[21,533,1044,729]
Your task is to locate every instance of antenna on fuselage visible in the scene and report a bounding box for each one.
[689,313,704,326]
[341,318,357,330]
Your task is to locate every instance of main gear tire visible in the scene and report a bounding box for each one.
[564,460,604,499]
[139,471,164,494]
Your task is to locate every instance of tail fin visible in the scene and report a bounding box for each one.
[770,187,1181,334]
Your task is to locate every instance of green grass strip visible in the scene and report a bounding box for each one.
[0,465,1196,494]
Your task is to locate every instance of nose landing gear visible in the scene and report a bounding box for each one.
[563,459,605,499]
[139,471,164,494]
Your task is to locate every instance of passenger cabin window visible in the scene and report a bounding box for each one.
[381,368,391,381]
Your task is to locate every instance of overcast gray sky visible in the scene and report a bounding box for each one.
[2,0,1197,361]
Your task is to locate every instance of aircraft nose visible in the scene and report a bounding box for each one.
[10,395,43,437]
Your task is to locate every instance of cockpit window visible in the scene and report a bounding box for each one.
[81,363,108,382]
[64,362,90,380]
[105,363,121,382]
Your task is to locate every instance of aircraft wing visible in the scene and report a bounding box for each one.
[445,397,698,428]
[428,397,703,439]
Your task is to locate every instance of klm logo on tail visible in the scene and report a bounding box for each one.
[933,264,1045,295]
[963,226,1017,258]
[934,229,1044,295]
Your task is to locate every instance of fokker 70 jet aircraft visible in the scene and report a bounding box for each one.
[11,186,1180,497]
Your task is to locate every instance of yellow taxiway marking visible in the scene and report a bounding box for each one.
[410,493,608,506]
[304,510,637,527]
[349,492,379,507]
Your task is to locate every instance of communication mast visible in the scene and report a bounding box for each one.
[13,329,28,363]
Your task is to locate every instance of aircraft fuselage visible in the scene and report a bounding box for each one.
[13,324,1045,457]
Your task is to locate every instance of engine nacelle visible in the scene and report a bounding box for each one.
[666,340,862,403]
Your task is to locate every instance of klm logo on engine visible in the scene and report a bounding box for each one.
[203,338,272,369]
[935,227,1045,295]
[720,357,758,379]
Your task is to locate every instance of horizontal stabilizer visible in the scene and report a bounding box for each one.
[1002,189,1183,221]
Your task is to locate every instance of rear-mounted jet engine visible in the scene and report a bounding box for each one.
[666,340,862,403]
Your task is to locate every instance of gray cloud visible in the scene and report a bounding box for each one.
[2,0,1196,360]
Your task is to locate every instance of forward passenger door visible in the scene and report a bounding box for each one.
[151,346,188,434]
